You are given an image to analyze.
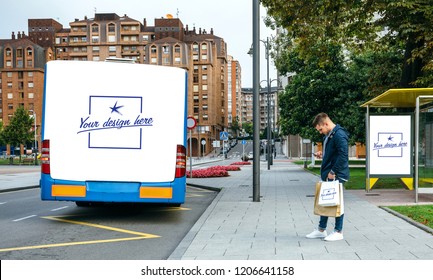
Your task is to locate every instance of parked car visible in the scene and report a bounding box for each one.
[248,151,254,159]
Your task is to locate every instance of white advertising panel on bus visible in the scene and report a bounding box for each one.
[368,115,413,176]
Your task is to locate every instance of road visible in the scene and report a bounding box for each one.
[0,185,217,260]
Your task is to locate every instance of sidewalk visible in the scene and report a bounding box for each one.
[1,159,433,260]
[170,156,433,260]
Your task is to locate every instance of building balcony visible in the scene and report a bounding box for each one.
[69,41,88,46]
[69,52,88,57]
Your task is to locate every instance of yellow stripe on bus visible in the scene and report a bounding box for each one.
[52,185,86,197]
[139,187,172,199]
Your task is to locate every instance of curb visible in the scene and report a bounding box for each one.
[168,185,225,260]
[380,206,433,236]
[0,185,39,193]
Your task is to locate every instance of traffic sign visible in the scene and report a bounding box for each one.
[242,140,246,145]
[219,131,228,140]
[187,116,196,130]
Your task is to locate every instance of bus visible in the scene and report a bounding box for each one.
[40,60,187,206]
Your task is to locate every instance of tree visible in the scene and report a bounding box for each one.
[1,106,34,156]
[262,0,433,87]
[241,122,253,138]
[230,116,241,138]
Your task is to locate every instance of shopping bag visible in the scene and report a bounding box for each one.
[318,180,340,206]
[314,181,344,217]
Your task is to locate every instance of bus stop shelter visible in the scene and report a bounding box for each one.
[361,88,433,202]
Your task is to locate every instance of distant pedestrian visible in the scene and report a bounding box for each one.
[306,113,349,241]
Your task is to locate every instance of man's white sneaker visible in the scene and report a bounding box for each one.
[306,229,327,239]
[324,231,343,241]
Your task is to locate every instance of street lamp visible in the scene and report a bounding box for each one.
[251,0,260,202]
[250,37,272,170]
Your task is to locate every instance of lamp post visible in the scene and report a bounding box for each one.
[252,0,260,202]
[250,37,272,170]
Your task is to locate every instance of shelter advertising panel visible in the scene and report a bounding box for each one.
[369,114,413,176]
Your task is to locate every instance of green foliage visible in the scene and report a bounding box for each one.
[262,0,433,144]
[241,122,253,138]
[1,106,34,148]
[262,0,433,87]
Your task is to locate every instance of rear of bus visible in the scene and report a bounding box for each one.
[40,60,187,205]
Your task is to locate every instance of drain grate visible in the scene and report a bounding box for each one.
[239,185,250,188]
[306,195,315,197]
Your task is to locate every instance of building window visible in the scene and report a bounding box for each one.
[92,36,99,43]
[151,57,157,63]
[151,46,157,53]
[201,54,207,60]
[108,35,116,43]
[28,93,34,98]
[143,35,149,41]
[193,85,199,92]
[162,46,169,54]
[202,74,208,80]
[174,57,181,64]
[27,48,33,56]
[8,104,13,110]
[28,82,34,88]
[6,48,11,56]
[174,45,181,53]
[92,46,100,52]
[202,85,208,91]
[108,23,115,33]
[92,24,99,33]
[109,46,116,52]
[7,83,12,88]
[7,72,12,78]
[6,61,11,67]
[193,43,199,52]
[201,43,207,50]
[193,54,199,61]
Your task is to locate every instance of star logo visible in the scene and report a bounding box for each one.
[109,101,124,115]
[387,135,394,141]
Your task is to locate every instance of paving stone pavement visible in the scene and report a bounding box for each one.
[169,157,433,260]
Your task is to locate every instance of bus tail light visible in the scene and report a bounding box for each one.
[41,140,50,174]
[175,145,186,178]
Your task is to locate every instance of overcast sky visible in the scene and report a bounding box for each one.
[0,0,277,88]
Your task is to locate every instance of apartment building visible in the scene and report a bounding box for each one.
[0,32,53,154]
[50,13,228,156]
[227,55,242,138]
[240,87,278,133]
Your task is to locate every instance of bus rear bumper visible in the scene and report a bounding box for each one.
[40,174,186,204]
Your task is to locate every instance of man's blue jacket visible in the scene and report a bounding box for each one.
[320,124,350,182]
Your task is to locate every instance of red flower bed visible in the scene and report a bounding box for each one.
[186,165,240,178]
[230,161,252,166]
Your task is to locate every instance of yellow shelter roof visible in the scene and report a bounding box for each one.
[360,88,433,108]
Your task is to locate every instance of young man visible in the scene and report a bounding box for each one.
[306,113,349,241]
